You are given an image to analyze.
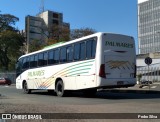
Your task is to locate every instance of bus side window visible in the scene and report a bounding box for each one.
[80,42,85,60]
[38,53,44,66]
[22,58,27,69]
[86,38,97,59]
[26,57,30,69]
[67,46,73,62]
[92,39,97,58]
[16,58,23,77]
[54,49,59,64]
[22,57,30,69]
[86,40,92,59]
[30,55,35,68]
[34,55,38,67]
[48,50,54,65]
[44,52,48,66]
[74,43,80,61]
[20,59,23,67]
[60,47,67,63]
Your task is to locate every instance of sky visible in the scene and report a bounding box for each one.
[0,0,138,53]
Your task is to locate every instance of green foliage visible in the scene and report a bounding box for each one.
[0,12,24,71]
[29,27,96,53]
[47,24,70,42]
[29,39,44,52]
[0,13,19,32]
[28,25,70,53]
[70,27,96,40]
[28,39,60,52]
[0,30,24,71]
[137,74,142,81]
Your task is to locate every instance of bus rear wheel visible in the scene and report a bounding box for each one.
[55,80,65,97]
[23,82,31,94]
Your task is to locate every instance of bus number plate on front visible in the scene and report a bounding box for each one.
[117,81,124,85]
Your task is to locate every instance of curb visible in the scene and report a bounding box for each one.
[101,89,160,94]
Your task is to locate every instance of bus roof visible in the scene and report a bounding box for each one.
[43,42,65,49]
[18,32,133,59]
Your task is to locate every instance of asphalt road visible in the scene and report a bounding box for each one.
[0,85,160,121]
[0,85,160,111]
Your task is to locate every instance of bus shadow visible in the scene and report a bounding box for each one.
[30,90,160,100]
[70,90,160,100]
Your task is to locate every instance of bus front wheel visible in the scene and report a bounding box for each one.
[23,81,31,94]
[55,80,65,97]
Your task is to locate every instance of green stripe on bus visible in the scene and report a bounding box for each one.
[67,68,91,74]
[53,59,95,76]
[67,64,93,71]
[67,60,94,68]
[67,72,89,77]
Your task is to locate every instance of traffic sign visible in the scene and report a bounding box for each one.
[145,57,152,65]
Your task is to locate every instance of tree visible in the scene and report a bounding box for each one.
[28,24,70,53]
[0,13,19,32]
[42,24,70,42]
[29,39,44,52]
[137,74,142,83]
[0,13,24,71]
[0,30,24,71]
[70,27,96,40]
[50,25,70,42]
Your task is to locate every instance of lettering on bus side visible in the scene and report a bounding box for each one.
[105,41,134,48]
[28,70,45,77]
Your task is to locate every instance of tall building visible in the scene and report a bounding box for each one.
[138,0,160,54]
[137,0,160,83]
[25,10,70,53]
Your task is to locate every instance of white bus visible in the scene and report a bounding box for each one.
[16,32,136,97]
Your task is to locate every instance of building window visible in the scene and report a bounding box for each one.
[53,20,59,25]
[53,13,59,18]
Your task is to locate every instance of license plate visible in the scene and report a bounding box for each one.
[117,81,124,85]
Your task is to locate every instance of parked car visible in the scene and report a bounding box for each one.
[141,80,152,85]
[0,78,12,85]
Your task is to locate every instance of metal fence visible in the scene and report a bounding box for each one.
[0,72,16,84]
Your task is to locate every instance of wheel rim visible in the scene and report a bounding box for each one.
[24,82,28,92]
[57,83,62,94]
[56,81,64,97]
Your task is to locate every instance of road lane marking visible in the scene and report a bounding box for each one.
[151,86,157,89]
[142,86,148,89]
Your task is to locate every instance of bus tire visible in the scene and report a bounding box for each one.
[55,80,65,97]
[23,81,31,94]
